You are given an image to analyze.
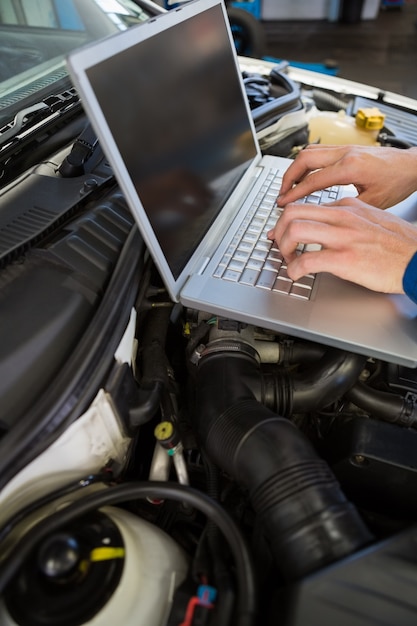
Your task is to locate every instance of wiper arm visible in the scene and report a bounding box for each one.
[0,102,49,146]
[0,88,79,149]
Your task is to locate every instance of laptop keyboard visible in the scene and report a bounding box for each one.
[213,168,337,300]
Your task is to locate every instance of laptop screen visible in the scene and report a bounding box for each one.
[85,3,257,279]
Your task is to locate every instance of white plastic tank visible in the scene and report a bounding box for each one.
[308,107,385,146]
[0,506,189,626]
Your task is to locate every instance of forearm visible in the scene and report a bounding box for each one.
[405,147,417,192]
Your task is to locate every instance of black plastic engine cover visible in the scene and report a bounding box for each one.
[271,523,417,626]
[317,416,417,518]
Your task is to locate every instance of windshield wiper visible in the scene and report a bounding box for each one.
[0,103,49,146]
[0,88,79,149]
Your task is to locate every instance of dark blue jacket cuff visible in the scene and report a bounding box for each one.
[403,250,417,305]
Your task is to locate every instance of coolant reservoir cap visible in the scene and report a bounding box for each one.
[38,533,81,579]
[355,107,385,131]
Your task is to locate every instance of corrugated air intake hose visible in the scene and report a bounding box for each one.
[194,346,373,581]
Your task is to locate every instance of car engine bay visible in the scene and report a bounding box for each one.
[1,57,417,626]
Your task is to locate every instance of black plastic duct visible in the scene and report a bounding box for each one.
[194,348,373,581]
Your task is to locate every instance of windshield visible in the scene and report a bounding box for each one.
[0,0,163,128]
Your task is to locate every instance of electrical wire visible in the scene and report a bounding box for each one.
[0,481,256,626]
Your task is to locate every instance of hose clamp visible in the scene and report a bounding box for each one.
[195,339,261,364]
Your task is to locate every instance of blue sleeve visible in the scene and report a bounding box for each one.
[403,251,417,305]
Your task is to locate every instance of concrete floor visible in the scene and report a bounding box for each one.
[263,0,417,100]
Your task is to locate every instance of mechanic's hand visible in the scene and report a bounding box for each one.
[277,144,417,210]
[267,197,417,294]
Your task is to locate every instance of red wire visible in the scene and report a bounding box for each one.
[179,597,201,626]
[179,594,214,626]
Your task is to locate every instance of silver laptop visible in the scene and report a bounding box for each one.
[67,0,417,367]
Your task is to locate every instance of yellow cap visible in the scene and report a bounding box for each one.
[154,421,174,442]
[355,107,385,131]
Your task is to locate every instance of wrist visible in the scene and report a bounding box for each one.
[407,148,417,193]
[403,250,417,304]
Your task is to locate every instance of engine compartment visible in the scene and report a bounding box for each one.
[1,62,417,625]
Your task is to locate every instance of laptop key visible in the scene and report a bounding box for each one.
[247,258,264,271]
[223,269,241,282]
[257,269,277,289]
[306,195,321,204]
[278,266,291,280]
[255,241,271,253]
[228,259,246,272]
[267,249,284,262]
[242,231,258,243]
[295,274,315,289]
[239,268,260,286]
[251,248,268,261]
[237,240,253,251]
[233,249,251,262]
[273,277,292,294]
[290,284,311,299]
[264,259,281,272]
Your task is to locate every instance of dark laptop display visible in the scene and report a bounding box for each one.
[85,4,256,278]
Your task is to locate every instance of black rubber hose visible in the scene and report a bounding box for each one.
[0,482,256,626]
[139,306,172,388]
[346,381,417,428]
[195,351,373,581]
[210,345,366,416]
[122,306,172,429]
[378,132,415,149]
[312,88,348,112]
[277,339,326,366]
[290,349,367,414]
